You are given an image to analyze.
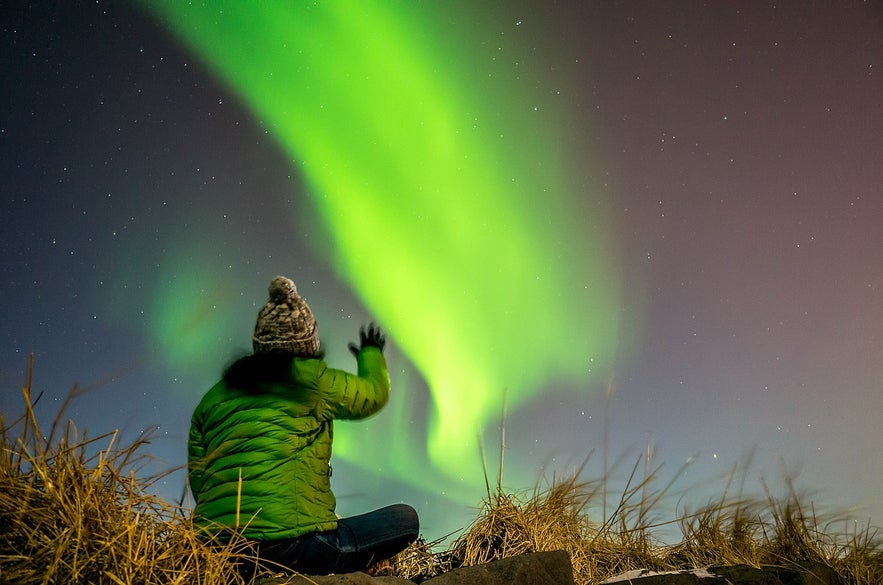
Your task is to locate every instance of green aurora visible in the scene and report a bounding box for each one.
[142,1,623,499]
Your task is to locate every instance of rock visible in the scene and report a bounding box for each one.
[253,553,841,585]
[253,550,574,585]
[423,550,575,585]
[600,563,842,585]
[254,573,414,585]
[709,563,841,585]
[600,568,727,584]
[795,562,841,585]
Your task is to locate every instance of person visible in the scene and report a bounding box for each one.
[187,275,419,575]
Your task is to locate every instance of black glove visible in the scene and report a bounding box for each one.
[348,322,386,357]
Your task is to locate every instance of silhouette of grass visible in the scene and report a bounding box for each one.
[394,414,882,585]
[393,463,881,584]
[0,355,261,584]
[2,356,880,584]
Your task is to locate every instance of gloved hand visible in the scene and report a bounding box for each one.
[348,322,386,357]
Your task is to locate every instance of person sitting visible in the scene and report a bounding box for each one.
[187,275,419,575]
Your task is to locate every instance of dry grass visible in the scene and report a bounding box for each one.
[2,357,881,584]
[0,356,261,585]
[394,446,882,585]
[393,470,882,584]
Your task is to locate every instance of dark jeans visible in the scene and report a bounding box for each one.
[253,504,419,575]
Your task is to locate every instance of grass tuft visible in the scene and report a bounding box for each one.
[394,440,882,585]
[2,356,881,584]
[0,355,258,585]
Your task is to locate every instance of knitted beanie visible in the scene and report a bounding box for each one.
[252,276,320,356]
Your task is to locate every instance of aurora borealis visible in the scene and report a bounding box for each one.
[2,1,881,542]
[141,1,621,487]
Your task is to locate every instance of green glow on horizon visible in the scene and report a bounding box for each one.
[143,2,622,496]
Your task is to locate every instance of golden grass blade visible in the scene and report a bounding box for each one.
[2,357,880,585]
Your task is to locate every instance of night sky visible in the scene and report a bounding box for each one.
[2,1,881,544]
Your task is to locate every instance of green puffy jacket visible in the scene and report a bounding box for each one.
[188,347,389,540]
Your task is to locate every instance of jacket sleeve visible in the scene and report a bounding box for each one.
[187,412,206,501]
[315,346,390,421]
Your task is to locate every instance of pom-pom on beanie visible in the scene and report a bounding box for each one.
[252,276,320,356]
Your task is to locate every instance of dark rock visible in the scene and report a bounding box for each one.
[710,563,841,585]
[254,573,414,584]
[252,554,841,585]
[600,563,842,585]
[600,568,727,584]
[252,550,573,585]
[711,564,790,584]
[795,562,841,585]
[421,550,574,585]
